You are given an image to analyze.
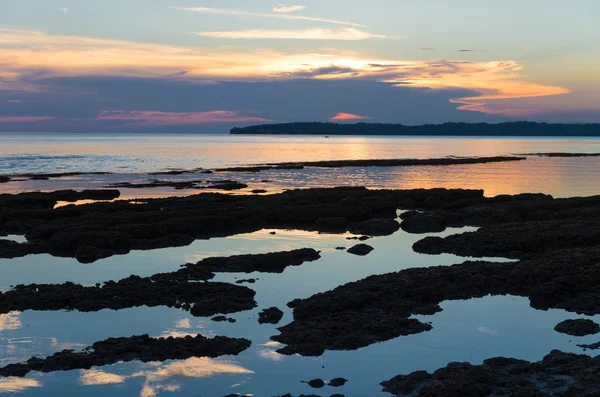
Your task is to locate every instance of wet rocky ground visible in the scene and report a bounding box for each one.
[1,184,600,395]
[0,334,251,377]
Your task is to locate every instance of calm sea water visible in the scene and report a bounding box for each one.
[1,133,600,198]
[1,133,600,396]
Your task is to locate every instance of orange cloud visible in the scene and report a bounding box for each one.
[331,112,370,121]
[0,28,573,117]
[97,110,270,126]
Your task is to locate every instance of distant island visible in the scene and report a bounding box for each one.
[231,122,600,137]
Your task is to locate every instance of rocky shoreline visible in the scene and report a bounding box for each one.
[2,186,600,395]
[0,187,481,262]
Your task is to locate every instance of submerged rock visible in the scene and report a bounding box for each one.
[0,334,251,378]
[555,319,600,336]
[259,307,284,324]
[347,244,374,256]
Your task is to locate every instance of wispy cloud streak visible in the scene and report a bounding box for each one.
[168,6,367,27]
[97,110,270,126]
[193,28,389,40]
[273,5,305,13]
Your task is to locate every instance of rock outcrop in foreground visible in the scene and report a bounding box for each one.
[0,187,481,262]
[381,350,600,396]
[274,192,600,356]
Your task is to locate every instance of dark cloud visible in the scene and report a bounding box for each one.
[280,66,359,78]
[420,47,436,51]
[0,76,504,132]
[458,49,487,53]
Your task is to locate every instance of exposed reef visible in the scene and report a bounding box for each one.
[259,307,284,324]
[554,319,600,336]
[0,334,251,378]
[273,192,600,356]
[347,244,374,256]
[0,187,483,262]
[381,350,600,396]
[0,249,318,316]
[213,156,525,173]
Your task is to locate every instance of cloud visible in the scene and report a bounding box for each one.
[477,326,499,336]
[421,47,436,51]
[168,6,366,27]
[0,28,574,121]
[0,378,41,393]
[80,370,127,386]
[330,112,369,121]
[458,49,487,53]
[60,7,69,14]
[97,110,271,126]
[0,312,22,331]
[273,5,305,13]
[0,116,54,123]
[193,28,390,40]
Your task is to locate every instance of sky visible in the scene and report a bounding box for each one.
[0,0,599,132]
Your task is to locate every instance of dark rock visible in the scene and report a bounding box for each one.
[259,156,526,169]
[555,319,600,336]
[212,316,236,323]
[304,379,325,388]
[0,176,10,183]
[328,378,348,387]
[259,307,284,324]
[210,182,249,191]
[347,244,374,256]
[0,187,511,262]
[335,247,346,251]
[347,236,371,241]
[348,218,400,236]
[272,245,600,356]
[252,189,268,194]
[236,278,257,284]
[400,213,445,234]
[197,248,321,274]
[315,217,350,232]
[381,350,600,396]
[0,334,251,377]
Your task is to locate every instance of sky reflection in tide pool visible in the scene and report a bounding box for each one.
[0,226,596,396]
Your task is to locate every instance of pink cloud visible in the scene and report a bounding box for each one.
[330,112,370,121]
[0,116,54,123]
[97,110,270,126]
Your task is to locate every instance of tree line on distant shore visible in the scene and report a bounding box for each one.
[231,122,600,136]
